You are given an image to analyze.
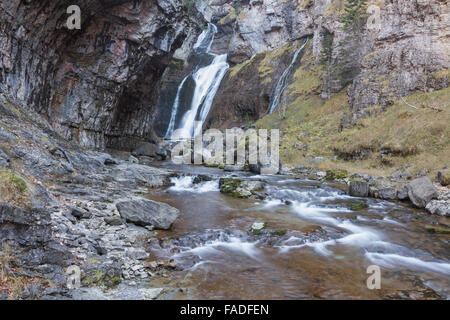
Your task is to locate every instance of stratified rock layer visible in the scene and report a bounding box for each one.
[0,0,190,149]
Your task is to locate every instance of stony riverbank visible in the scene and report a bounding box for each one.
[0,95,448,299]
[0,98,184,299]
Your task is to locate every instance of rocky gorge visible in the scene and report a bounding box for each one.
[0,0,449,300]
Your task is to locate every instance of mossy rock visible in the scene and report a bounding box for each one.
[204,163,219,168]
[425,225,450,235]
[437,170,450,186]
[193,174,213,184]
[271,228,287,236]
[219,178,243,195]
[348,200,369,211]
[326,169,349,181]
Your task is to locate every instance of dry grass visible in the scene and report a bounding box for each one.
[256,85,450,178]
[0,170,31,209]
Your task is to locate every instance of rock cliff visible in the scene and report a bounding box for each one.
[193,0,449,128]
[0,0,190,149]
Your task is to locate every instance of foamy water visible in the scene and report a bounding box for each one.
[169,176,219,193]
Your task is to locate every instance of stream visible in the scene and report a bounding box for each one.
[145,163,450,300]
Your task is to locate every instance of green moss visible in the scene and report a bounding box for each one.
[9,175,28,193]
[425,225,450,235]
[219,7,236,24]
[0,170,30,208]
[272,228,287,236]
[326,169,349,181]
[348,201,369,211]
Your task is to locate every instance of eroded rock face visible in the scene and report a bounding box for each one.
[349,0,449,117]
[0,0,189,149]
[191,0,449,129]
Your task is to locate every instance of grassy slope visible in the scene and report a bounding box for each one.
[256,68,450,178]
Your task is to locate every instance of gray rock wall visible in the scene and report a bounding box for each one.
[0,0,190,149]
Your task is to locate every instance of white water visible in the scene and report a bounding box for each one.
[268,39,309,114]
[165,76,188,137]
[168,175,219,193]
[159,173,450,280]
[167,24,229,139]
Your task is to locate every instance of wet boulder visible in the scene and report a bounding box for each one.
[369,185,397,200]
[219,178,265,199]
[116,199,179,230]
[407,177,439,208]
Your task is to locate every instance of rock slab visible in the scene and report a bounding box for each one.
[116,199,179,230]
[407,177,439,208]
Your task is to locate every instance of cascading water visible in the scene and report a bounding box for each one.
[268,38,309,114]
[165,24,229,139]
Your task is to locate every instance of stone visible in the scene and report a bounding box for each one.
[0,149,10,167]
[132,142,159,157]
[397,185,409,200]
[425,200,449,217]
[374,186,397,200]
[128,155,139,164]
[104,216,123,226]
[224,165,245,172]
[437,170,450,186]
[251,221,266,235]
[116,199,180,230]
[69,206,92,220]
[219,178,265,199]
[348,181,369,197]
[193,175,213,184]
[139,288,163,300]
[407,177,439,208]
[326,170,349,181]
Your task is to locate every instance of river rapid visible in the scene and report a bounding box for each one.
[145,163,450,300]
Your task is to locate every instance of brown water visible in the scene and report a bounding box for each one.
[146,164,450,300]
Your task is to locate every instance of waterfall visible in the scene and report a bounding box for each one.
[165,23,229,139]
[165,76,188,138]
[268,38,309,114]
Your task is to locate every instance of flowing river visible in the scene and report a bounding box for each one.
[145,163,450,300]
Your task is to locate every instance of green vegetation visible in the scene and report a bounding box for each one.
[326,169,349,181]
[0,170,31,208]
[184,0,196,15]
[271,229,287,236]
[219,178,245,198]
[348,200,369,211]
[320,0,369,91]
[257,82,449,179]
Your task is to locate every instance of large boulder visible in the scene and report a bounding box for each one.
[219,178,265,199]
[348,181,369,197]
[132,142,159,158]
[407,177,439,208]
[116,199,179,230]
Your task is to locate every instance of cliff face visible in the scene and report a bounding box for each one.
[197,0,449,128]
[1,0,448,146]
[0,0,190,149]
